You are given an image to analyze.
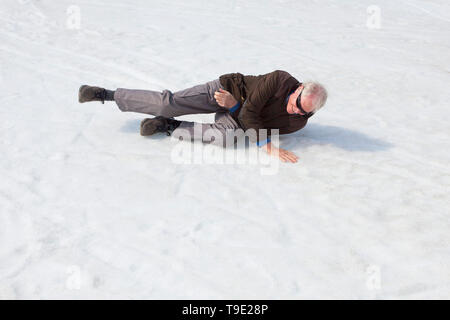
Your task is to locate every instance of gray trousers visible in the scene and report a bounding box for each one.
[114,79,242,146]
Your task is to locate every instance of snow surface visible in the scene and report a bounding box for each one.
[1,0,450,299]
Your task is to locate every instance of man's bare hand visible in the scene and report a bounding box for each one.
[263,142,299,163]
[214,88,238,109]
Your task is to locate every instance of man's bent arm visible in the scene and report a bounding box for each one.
[237,70,280,144]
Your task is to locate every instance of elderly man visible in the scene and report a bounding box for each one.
[78,70,327,163]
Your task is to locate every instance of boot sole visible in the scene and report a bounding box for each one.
[78,85,105,103]
[140,120,159,136]
[78,85,89,103]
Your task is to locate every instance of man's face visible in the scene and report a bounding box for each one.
[286,85,315,115]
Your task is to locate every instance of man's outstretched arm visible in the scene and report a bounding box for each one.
[262,141,299,163]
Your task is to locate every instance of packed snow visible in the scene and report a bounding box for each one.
[0,0,449,299]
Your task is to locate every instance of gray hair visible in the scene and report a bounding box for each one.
[302,81,328,112]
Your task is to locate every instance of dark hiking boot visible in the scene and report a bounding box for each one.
[78,85,115,104]
[140,116,181,136]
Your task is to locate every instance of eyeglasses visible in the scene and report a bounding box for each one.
[296,88,314,118]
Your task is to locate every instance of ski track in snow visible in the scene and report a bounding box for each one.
[0,0,449,299]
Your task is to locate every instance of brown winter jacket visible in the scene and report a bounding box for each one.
[219,70,309,143]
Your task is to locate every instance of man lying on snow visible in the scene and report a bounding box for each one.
[78,70,327,163]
